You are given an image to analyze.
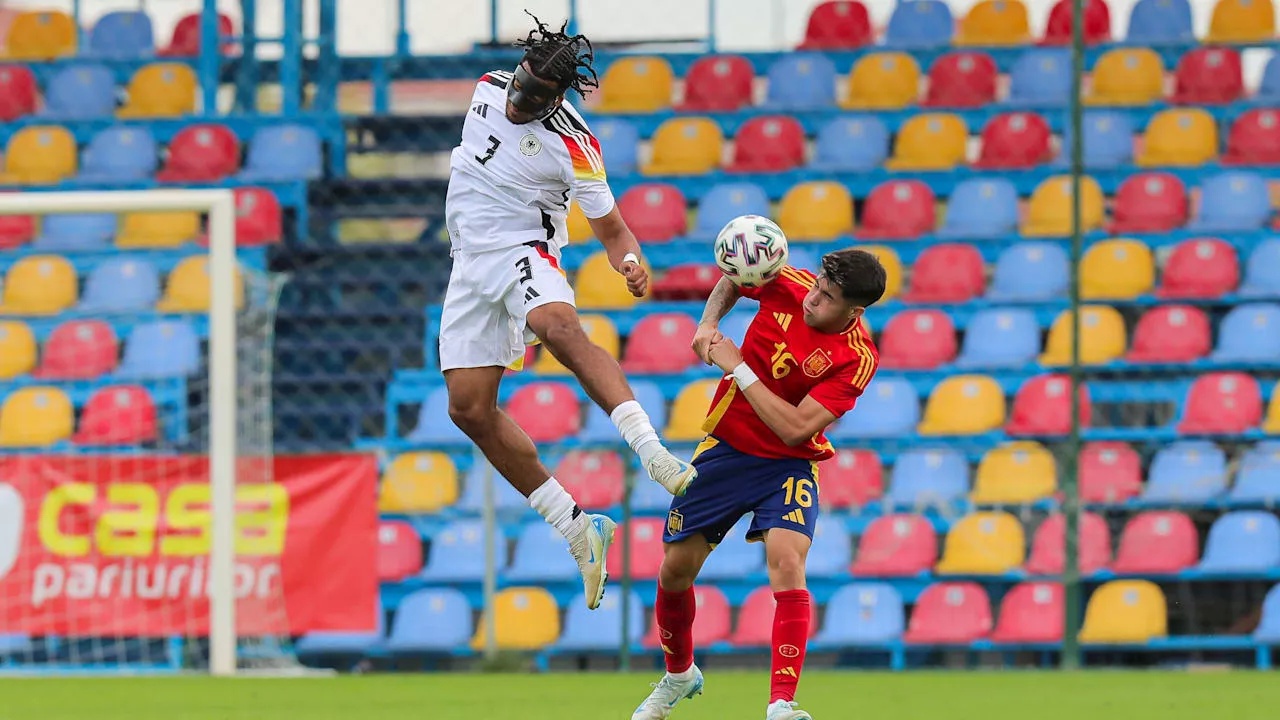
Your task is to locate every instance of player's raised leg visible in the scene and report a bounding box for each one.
[763,527,814,720]
[632,537,712,720]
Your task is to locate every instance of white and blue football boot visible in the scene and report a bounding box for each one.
[570,513,616,610]
[631,666,705,720]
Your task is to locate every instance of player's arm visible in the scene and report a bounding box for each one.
[691,277,742,364]
[587,206,647,297]
[706,338,838,447]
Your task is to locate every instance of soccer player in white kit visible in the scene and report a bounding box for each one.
[440,15,697,611]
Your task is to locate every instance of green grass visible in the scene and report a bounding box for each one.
[3,671,1279,720]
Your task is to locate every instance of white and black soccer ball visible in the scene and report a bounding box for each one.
[712,215,790,288]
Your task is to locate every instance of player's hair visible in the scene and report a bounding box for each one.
[513,11,599,97]
[820,249,887,308]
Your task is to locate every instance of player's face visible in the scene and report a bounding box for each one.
[802,275,863,332]
[506,62,563,124]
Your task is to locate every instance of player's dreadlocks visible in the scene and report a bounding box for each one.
[513,11,599,97]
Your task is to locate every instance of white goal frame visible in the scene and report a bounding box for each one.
[0,189,240,676]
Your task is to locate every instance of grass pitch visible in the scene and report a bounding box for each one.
[3,671,1278,719]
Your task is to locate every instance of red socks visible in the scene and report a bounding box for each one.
[655,585,697,674]
[770,589,811,703]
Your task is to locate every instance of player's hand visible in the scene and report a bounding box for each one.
[691,323,723,365]
[706,337,744,373]
[620,259,648,298]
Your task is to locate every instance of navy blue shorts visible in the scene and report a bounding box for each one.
[663,437,820,546]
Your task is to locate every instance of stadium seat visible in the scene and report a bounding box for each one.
[904,582,993,643]
[799,1,874,49]
[376,521,423,582]
[700,519,765,581]
[938,178,1018,239]
[506,521,579,582]
[1214,304,1280,362]
[1231,444,1280,505]
[239,125,323,182]
[118,63,197,118]
[843,52,920,109]
[421,521,507,583]
[0,321,35,379]
[643,118,723,176]
[581,380,665,444]
[1136,108,1218,167]
[609,519,665,580]
[644,585,732,648]
[157,124,241,182]
[1126,0,1194,43]
[1040,306,1128,366]
[936,512,1026,574]
[592,119,638,177]
[831,377,920,438]
[41,65,116,119]
[666,379,719,442]
[991,582,1065,643]
[955,308,1041,368]
[777,181,855,242]
[378,451,459,514]
[651,264,720,301]
[973,112,1053,169]
[1158,239,1239,299]
[726,116,806,173]
[1086,48,1164,106]
[1207,0,1276,42]
[6,11,76,59]
[851,514,938,576]
[161,11,235,57]
[987,242,1070,302]
[878,310,956,370]
[733,586,820,646]
[455,463,528,515]
[155,257,244,313]
[885,448,970,509]
[77,259,162,313]
[621,313,698,374]
[472,587,560,651]
[1253,584,1280,643]
[1059,111,1135,168]
[596,56,674,113]
[1022,175,1104,236]
[115,321,200,379]
[0,256,76,315]
[566,202,593,244]
[1079,441,1143,504]
[534,315,619,375]
[1041,0,1111,44]
[1007,375,1090,437]
[1242,239,1280,297]
[1078,580,1167,643]
[72,386,158,445]
[678,54,754,112]
[764,53,837,110]
[1006,49,1072,106]
[1260,55,1280,102]
[556,590,646,651]
[405,387,469,444]
[88,10,154,59]
[1223,109,1280,166]
[1109,173,1188,234]
[918,375,1006,436]
[2,126,76,184]
[0,66,36,122]
[901,244,984,303]
[34,213,117,251]
[117,212,201,249]
[1025,513,1111,575]
[886,113,968,170]
[554,450,625,511]
[1079,238,1155,300]
[385,588,470,654]
[1179,373,1264,434]
[958,0,1032,45]
[1171,47,1244,105]
[229,187,283,246]
[885,0,954,47]
[1127,305,1211,363]
[0,387,73,446]
[504,382,580,443]
[814,583,904,644]
[1187,172,1272,233]
[1112,511,1199,573]
[1198,511,1280,573]
[616,184,687,242]
[857,180,935,239]
[818,449,883,509]
[693,182,770,238]
[1267,391,1280,434]
[856,245,903,301]
[79,126,159,182]
[297,604,385,657]
[923,52,998,109]
[576,252,641,309]
[811,116,890,172]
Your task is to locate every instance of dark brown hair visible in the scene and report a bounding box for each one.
[820,249,887,308]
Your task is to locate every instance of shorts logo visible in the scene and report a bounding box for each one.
[802,349,833,378]
[779,644,801,658]
[782,509,806,526]
[667,509,684,535]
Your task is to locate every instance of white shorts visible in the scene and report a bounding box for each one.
[438,241,576,371]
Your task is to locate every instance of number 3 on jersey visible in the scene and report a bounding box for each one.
[475,135,501,165]
[782,477,814,508]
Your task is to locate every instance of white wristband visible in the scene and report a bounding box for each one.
[732,362,759,390]
[622,252,639,266]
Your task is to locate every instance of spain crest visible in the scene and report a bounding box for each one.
[667,509,684,535]
[802,348,833,378]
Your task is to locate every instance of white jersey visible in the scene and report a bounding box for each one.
[446,70,615,253]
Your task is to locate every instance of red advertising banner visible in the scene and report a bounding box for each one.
[0,454,379,636]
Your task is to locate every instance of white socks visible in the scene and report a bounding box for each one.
[610,399,664,466]
[528,477,588,542]
[669,666,696,683]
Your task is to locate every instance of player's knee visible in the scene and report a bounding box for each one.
[767,549,807,586]
[540,320,590,362]
[657,561,697,593]
[447,397,495,436]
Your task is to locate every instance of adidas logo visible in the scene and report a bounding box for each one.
[524,287,540,303]
[782,509,805,526]
[774,667,797,678]
[773,312,793,332]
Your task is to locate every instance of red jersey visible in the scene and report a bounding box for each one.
[701,266,879,461]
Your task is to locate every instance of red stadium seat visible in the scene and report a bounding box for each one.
[1108,173,1188,234]
[973,112,1053,169]
[0,192,35,249]
[857,180,936,239]
[1157,238,1239,299]
[617,183,688,242]
[0,65,37,121]
[1041,0,1111,44]
[904,582,992,644]
[799,1,874,49]
[609,519,665,580]
[731,586,819,646]
[156,124,240,182]
[72,386,158,445]
[1007,374,1092,436]
[922,52,998,108]
[901,243,984,303]
[1112,511,1198,574]
[651,264,721,301]
[878,309,957,369]
[726,116,806,173]
[1079,441,1143,504]
[504,382,581,443]
[991,582,1064,643]
[621,313,699,374]
[1223,109,1280,166]
[33,320,119,379]
[1171,47,1243,105]
[1025,513,1111,575]
[161,11,234,57]
[643,585,731,647]
[817,449,884,509]
[233,187,282,246]
[851,514,938,577]
[1178,372,1263,435]
[678,54,755,112]
[555,450,626,511]
[377,520,423,582]
[1126,306,1211,363]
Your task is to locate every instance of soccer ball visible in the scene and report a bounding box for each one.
[712,215,790,288]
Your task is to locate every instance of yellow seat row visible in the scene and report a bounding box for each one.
[0,255,243,316]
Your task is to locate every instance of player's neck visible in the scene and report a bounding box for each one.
[815,315,859,335]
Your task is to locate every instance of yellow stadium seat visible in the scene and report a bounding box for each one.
[667,379,720,442]
[957,0,1032,45]
[855,245,903,302]
[0,256,76,315]
[1079,238,1155,300]
[575,251,644,309]
[595,56,674,113]
[886,113,968,170]
[1137,108,1217,167]
[6,11,77,60]
[0,321,35,379]
[471,587,560,650]
[117,212,201,249]
[567,202,593,244]
[935,511,1026,574]
[843,52,920,109]
[1,126,77,185]
[534,314,619,374]
[918,375,1006,436]
[155,256,245,313]
[1079,580,1167,643]
[1086,48,1165,106]
[1040,305,1128,366]
[1265,382,1280,433]
[1021,175,1104,237]
[118,63,197,118]
[971,442,1057,505]
[777,182,854,241]
[0,387,73,446]
[378,452,458,513]
[1207,0,1276,43]
[642,118,723,176]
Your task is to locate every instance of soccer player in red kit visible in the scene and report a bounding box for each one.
[631,249,886,720]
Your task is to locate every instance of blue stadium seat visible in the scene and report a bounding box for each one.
[1254,584,1280,642]
[830,377,920,438]
[238,125,323,182]
[885,448,969,509]
[33,213,116,251]
[814,583,904,644]
[78,258,161,312]
[1006,49,1071,107]
[1230,443,1280,505]
[580,380,665,443]
[88,10,154,59]
[1141,441,1228,505]
[955,308,1041,368]
[40,65,116,119]
[505,521,578,582]
[630,472,675,512]
[788,246,820,273]
[456,463,530,514]
[937,178,1018,239]
[764,53,837,110]
[419,521,508,583]
[385,587,472,654]
[593,118,638,176]
[1058,112,1135,169]
[295,605,384,657]
[407,386,468,444]
[1260,56,1280,103]
[1240,239,1280,298]
[721,310,756,346]
[554,590,646,652]
[1126,0,1194,43]
[114,320,200,379]
[1187,172,1272,233]
[1211,304,1280,362]
[808,518,853,578]
[810,116,890,172]
[883,0,954,47]
[0,634,32,658]
[1197,511,1280,573]
[692,182,772,238]
[78,126,158,182]
[700,517,765,581]
[987,242,1070,301]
